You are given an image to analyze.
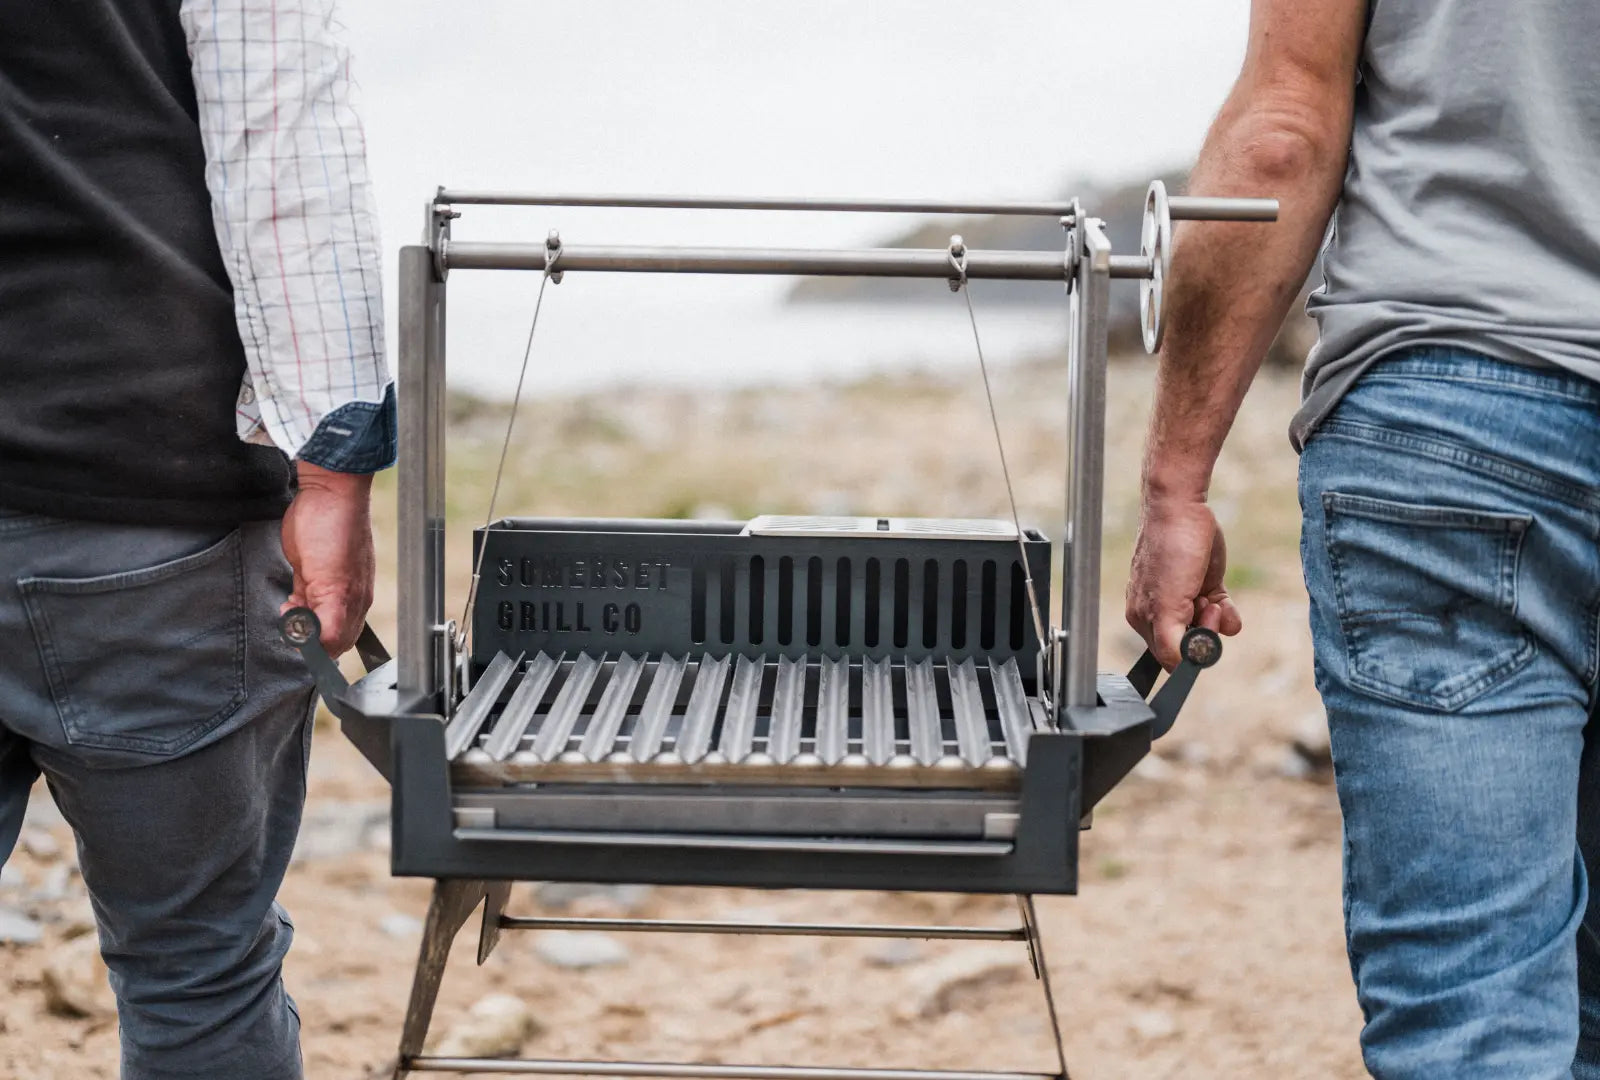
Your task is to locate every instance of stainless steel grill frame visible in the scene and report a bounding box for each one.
[286,184,1268,1080]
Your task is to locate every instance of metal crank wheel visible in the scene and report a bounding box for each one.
[1140,180,1173,354]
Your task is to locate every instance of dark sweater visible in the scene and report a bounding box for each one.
[0,0,293,525]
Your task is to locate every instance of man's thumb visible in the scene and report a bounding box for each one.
[1154,613,1187,671]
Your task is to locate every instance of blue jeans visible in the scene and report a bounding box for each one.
[0,510,314,1079]
[1300,347,1600,1078]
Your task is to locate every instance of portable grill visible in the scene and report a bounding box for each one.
[284,182,1274,1079]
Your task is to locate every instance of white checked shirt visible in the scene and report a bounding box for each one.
[179,0,392,471]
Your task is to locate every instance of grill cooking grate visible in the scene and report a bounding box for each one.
[445,651,1044,790]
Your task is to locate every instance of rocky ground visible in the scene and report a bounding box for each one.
[0,359,1365,1078]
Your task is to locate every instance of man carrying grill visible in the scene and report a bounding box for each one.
[1126,0,1600,1075]
[0,2,388,1076]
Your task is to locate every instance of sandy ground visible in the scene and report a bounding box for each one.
[0,360,1366,1078]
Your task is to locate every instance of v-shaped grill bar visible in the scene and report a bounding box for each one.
[452,648,1046,791]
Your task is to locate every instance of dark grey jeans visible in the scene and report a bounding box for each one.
[0,507,314,1079]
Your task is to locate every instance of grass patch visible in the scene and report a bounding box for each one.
[1098,857,1130,881]
[1224,561,1267,592]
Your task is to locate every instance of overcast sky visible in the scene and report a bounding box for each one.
[335,1,1253,394]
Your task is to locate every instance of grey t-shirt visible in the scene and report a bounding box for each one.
[1291,0,1600,450]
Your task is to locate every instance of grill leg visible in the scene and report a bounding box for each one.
[478,881,514,965]
[392,879,496,1079]
[400,896,1071,1079]
[1017,896,1069,1080]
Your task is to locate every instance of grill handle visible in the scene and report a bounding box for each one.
[280,607,398,783]
[1127,627,1221,739]
[279,606,392,702]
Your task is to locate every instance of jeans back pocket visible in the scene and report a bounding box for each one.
[21,529,248,758]
[1323,492,1536,712]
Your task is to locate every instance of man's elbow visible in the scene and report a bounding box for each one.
[1243,118,1346,186]
[1216,86,1351,188]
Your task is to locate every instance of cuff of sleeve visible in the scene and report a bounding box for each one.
[294,383,397,474]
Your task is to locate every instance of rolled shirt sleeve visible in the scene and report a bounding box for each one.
[181,0,394,473]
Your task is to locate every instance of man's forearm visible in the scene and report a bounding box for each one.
[1144,26,1361,500]
[1126,0,1366,665]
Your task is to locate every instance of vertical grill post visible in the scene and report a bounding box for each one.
[1062,216,1113,711]
[397,243,448,707]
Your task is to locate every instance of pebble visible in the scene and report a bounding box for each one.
[718,904,783,925]
[60,897,98,939]
[0,865,25,893]
[0,905,44,945]
[434,994,541,1058]
[379,913,424,939]
[30,863,74,904]
[785,942,819,976]
[291,801,390,863]
[1290,711,1334,772]
[895,946,1022,1020]
[1131,754,1175,784]
[1128,1007,1178,1041]
[1274,747,1314,782]
[533,930,630,970]
[534,882,652,914]
[23,789,65,829]
[43,932,116,1018]
[20,828,62,862]
[865,939,923,969]
[363,823,392,854]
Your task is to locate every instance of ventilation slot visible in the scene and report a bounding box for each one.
[835,557,852,647]
[951,559,968,650]
[893,558,910,650]
[691,565,707,644]
[776,557,794,646]
[748,555,766,645]
[980,560,997,650]
[864,559,881,648]
[719,559,736,645]
[922,559,940,649]
[1010,561,1027,650]
[806,556,824,647]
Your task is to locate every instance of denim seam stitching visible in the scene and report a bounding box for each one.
[1363,345,1600,393]
[0,517,73,537]
[1341,823,1363,997]
[1588,596,1600,689]
[1318,420,1600,511]
[1503,512,1525,616]
[1319,492,1532,533]
[21,585,72,746]
[16,530,243,597]
[1360,369,1600,406]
